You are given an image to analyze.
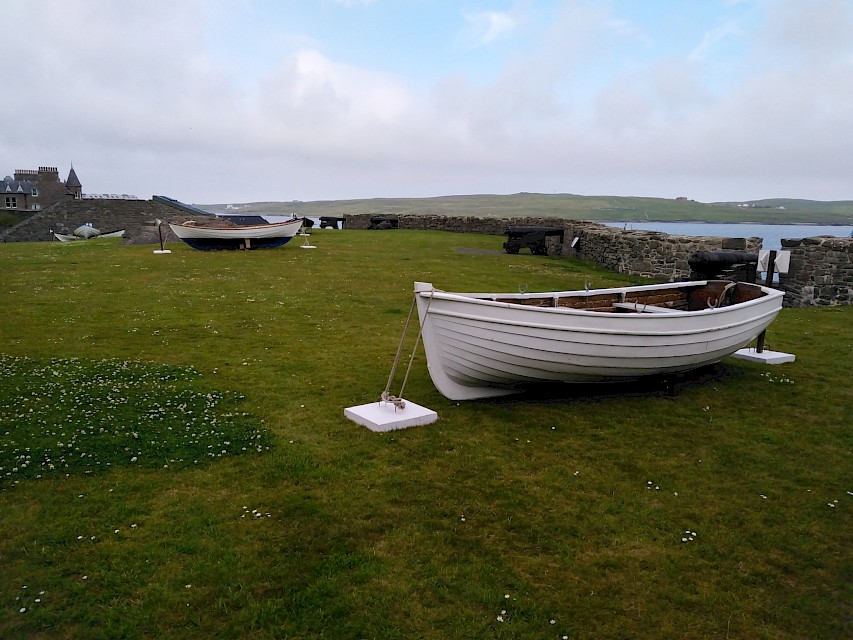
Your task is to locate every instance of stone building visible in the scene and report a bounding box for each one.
[2,165,80,214]
[2,175,39,212]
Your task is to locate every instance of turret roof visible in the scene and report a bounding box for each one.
[66,166,81,187]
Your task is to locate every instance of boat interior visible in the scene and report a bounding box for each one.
[491,281,768,313]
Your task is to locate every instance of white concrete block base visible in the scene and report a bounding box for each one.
[153,249,172,254]
[732,348,796,364]
[345,399,438,432]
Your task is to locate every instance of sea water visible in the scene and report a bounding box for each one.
[601,222,852,251]
[246,215,851,251]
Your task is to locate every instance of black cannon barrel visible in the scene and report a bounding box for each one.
[503,226,564,255]
[318,216,343,229]
[688,250,759,280]
[504,226,564,236]
[688,251,758,267]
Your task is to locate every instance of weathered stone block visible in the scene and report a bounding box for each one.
[722,238,747,250]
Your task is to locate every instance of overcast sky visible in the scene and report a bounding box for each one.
[2,0,852,204]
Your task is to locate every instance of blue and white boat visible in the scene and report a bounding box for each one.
[168,219,302,250]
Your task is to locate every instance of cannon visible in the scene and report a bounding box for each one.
[319,216,344,229]
[503,226,565,255]
[688,250,758,282]
[368,215,399,230]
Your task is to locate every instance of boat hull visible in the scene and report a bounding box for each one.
[168,220,301,250]
[54,229,124,242]
[414,281,784,400]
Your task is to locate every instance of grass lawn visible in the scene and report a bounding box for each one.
[1,230,851,639]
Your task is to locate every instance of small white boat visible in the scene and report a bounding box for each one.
[74,224,100,239]
[414,280,784,400]
[168,219,302,250]
[53,227,124,242]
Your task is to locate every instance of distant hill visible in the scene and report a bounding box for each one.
[198,193,853,225]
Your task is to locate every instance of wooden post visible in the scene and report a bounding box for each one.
[756,250,777,353]
[763,250,777,287]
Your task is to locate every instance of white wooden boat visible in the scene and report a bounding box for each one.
[53,227,124,242]
[414,280,784,400]
[77,224,100,239]
[168,219,301,250]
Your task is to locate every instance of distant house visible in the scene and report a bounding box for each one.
[675,196,689,201]
[2,176,38,211]
[2,165,82,213]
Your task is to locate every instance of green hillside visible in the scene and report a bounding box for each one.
[200,193,853,225]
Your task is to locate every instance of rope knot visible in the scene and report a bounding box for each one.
[380,391,406,411]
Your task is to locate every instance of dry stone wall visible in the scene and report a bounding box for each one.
[344,213,761,281]
[1,199,176,243]
[569,224,761,280]
[778,236,853,306]
[343,213,563,235]
[344,212,853,305]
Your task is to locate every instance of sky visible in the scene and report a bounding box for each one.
[2,0,852,204]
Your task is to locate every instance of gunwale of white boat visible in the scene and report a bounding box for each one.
[414,280,784,400]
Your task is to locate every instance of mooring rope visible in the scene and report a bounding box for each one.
[707,281,738,308]
[381,286,435,409]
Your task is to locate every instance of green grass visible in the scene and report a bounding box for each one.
[0,355,270,482]
[1,231,851,639]
[0,211,22,230]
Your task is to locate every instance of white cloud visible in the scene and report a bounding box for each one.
[460,10,516,47]
[1,0,851,202]
[688,21,744,63]
[603,18,654,47]
[251,49,413,156]
[760,0,852,63]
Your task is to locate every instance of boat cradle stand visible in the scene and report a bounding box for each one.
[345,399,437,432]
[345,289,438,432]
[732,255,795,365]
[731,348,795,364]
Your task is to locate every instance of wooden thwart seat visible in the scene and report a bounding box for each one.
[612,302,681,314]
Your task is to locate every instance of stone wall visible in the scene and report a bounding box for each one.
[778,236,853,306]
[343,213,566,235]
[570,224,761,280]
[1,199,177,243]
[343,213,761,280]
